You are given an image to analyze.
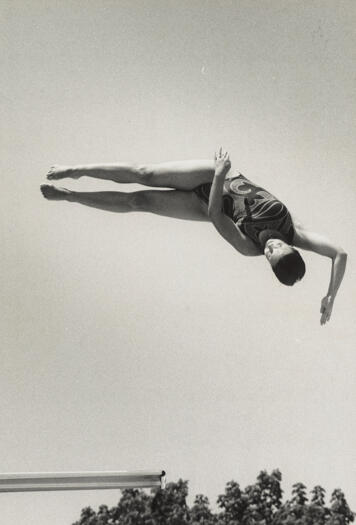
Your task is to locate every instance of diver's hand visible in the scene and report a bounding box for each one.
[320,295,334,325]
[214,147,231,176]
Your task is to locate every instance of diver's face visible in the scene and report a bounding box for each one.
[264,239,293,266]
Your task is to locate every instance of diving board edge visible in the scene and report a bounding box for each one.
[0,470,166,493]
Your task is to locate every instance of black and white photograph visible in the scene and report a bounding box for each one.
[1,1,355,523]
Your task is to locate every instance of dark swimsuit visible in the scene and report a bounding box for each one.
[194,174,295,249]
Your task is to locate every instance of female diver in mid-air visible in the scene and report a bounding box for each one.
[41,148,347,325]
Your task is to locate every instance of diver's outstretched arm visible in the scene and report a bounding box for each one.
[293,228,347,325]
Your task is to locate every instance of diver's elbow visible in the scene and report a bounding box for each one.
[336,249,347,262]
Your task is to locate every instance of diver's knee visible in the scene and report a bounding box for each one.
[136,164,155,185]
[130,191,149,211]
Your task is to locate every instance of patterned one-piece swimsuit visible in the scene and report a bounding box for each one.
[194,173,295,246]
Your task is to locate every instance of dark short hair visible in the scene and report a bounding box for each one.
[271,249,306,286]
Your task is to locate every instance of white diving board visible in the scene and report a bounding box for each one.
[0,470,166,493]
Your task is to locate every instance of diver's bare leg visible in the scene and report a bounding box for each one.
[47,160,215,190]
[40,185,209,221]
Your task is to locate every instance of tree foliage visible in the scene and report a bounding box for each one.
[72,471,354,525]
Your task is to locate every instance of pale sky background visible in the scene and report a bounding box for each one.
[1,1,355,523]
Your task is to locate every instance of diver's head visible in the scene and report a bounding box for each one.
[259,231,306,286]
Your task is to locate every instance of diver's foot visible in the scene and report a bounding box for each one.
[40,184,74,201]
[47,165,79,180]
